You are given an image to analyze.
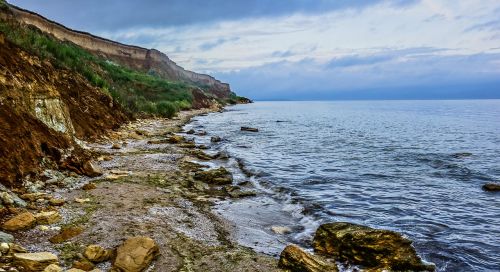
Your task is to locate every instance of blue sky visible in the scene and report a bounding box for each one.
[9,0,500,100]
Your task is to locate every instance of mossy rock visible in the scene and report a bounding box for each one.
[313,222,435,271]
[194,167,233,185]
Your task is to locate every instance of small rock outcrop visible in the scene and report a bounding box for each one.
[313,222,435,271]
[482,183,500,192]
[194,167,233,185]
[112,236,159,272]
[2,212,36,231]
[279,244,338,272]
[13,252,58,271]
[241,127,259,132]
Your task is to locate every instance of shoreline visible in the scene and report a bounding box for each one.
[1,107,282,271]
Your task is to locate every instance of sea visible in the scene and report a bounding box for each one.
[183,100,500,272]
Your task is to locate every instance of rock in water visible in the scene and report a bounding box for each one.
[210,136,222,143]
[194,167,233,185]
[113,236,159,272]
[482,183,500,192]
[279,244,338,272]
[13,252,58,271]
[2,212,36,231]
[313,222,435,271]
[84,244,112,262]
[241,127,259,132]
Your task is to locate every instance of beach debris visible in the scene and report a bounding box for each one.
[194,167,233,185]
[2,212,36,231]
[279,244,338,272]
[241,127,259,132]
[13,252,58,271]
[113,236,159,272]
[313,222,435,271]
[482,183,500,192]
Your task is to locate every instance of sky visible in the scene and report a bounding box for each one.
[8,0,500,100]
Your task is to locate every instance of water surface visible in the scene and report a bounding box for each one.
[185,100,500,271]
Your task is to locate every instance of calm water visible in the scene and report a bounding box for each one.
[184,100,500,271]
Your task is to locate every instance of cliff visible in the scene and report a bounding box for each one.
[5,4,231,98]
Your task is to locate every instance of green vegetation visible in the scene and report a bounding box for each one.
[0,17,210,117]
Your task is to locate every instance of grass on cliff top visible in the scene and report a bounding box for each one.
[0,18,196,118]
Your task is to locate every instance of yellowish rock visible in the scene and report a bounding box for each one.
[43,264,62,272]
[113,236,159,272]
[67,269,86,272]
[84,244,112,263]
[35,211,62,225]
[49,198,65,206]
[2,212,36,231]
[13,252,58,271]
[74,198,91,204]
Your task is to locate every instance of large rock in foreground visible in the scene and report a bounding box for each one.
[13,252,58,271]
[313,222,435,271]
[2,212,36,231]
[112,236,159,272]
[279,244,338,272]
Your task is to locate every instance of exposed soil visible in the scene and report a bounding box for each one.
[0,32,131,187]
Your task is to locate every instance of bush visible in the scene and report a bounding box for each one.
[156,101,178,118]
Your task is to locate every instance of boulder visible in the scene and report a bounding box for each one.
[194,167,233,185]
[43,264,63,272]
[167,135,185,144]
[35,211,62,225]
[84,244,112,262]
[13,252,58,271]
[482,183,500,192]
[279,244,338,272]
[113,236,159,272]
[0,231,14,243]
[313,222,435,271]
[82,161,103,178]
[2,212,36,231]
[49,226,84,244]
[210,136,222,143]
[241,127,259,132]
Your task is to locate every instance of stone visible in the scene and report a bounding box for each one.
[2,212,36,231]
[167,135,185,144]
[20,193,47,202]
[13,252,58,271]
[0,192,14,205]
[72,259,95,271]
[84,245,112,263]
[82,183,97,191]
[186,129,195,134]
[279,244,338,272]
[196,131,207,136]
[82,161,103,178]
[7,243,27,254]
[35,211,62,225]
[49,199,65,206]
[482,183,500,192]
[0,242,10,254]
[241,127,259,132]
[75,198,91,204]
[111,143,121,149]
[271,226,292,235]
[194,167,233,185]
[179,142,196,149]
[43,264,63,272]
[210,136,222,143]
[188,150,214,161]
[113,236,159,272]
[67,269,86,272]
[313,222,435,271]
[0,232,14,243]
[49,226,84,244]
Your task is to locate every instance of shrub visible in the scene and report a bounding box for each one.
[156,101,178,118]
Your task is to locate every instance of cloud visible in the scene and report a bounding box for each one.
[8,0,418,31]
[466,20,500,32]
[199,37,240,51]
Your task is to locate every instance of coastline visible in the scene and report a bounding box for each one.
[1,107,282,271]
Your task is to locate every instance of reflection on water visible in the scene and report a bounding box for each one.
[185,100,500,272]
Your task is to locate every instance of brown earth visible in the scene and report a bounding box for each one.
[0,33,131,187]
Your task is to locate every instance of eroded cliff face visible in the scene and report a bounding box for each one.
[7,6,232,98]
[0,32,130,186]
